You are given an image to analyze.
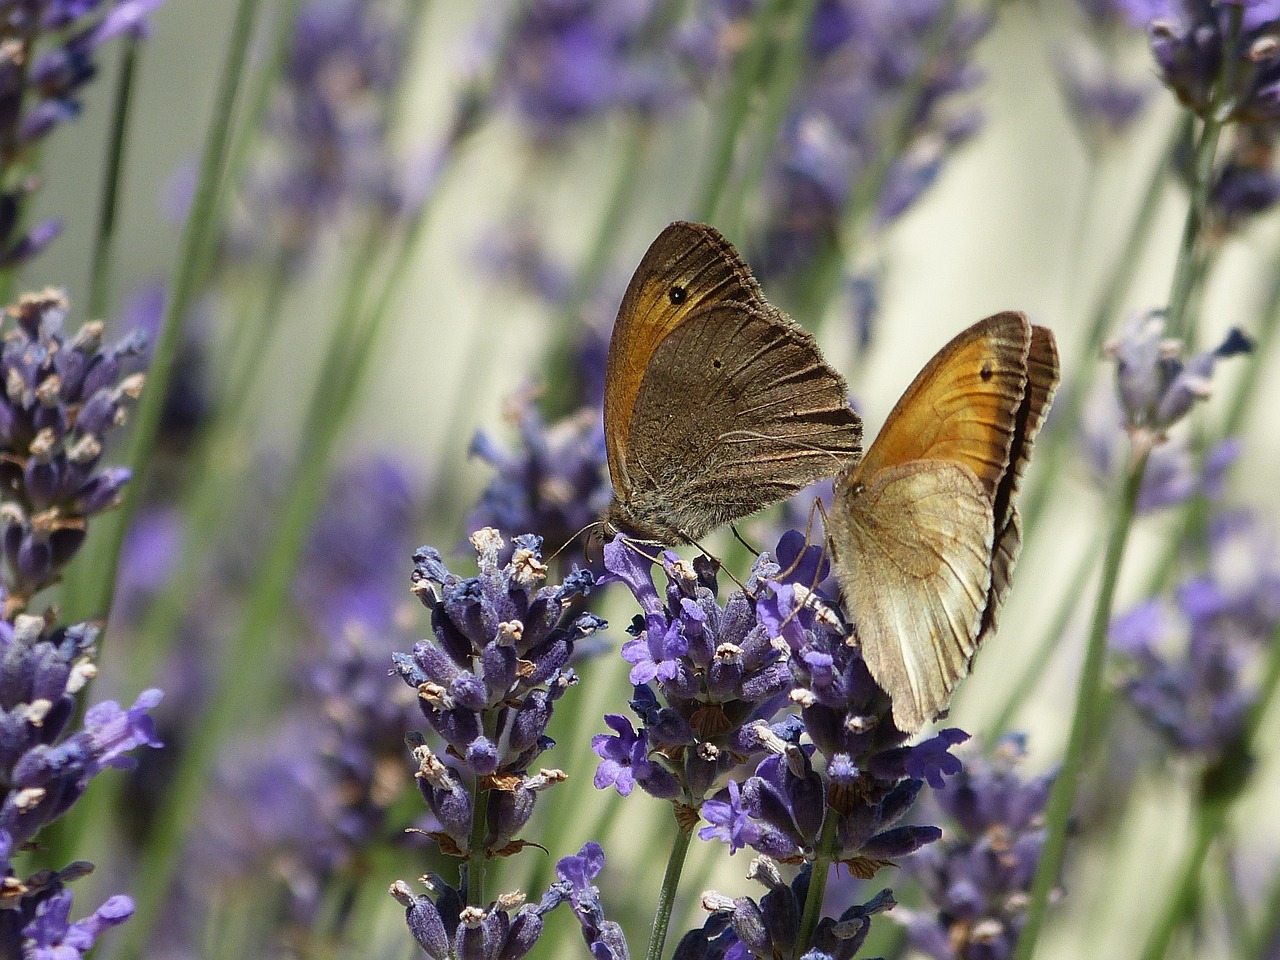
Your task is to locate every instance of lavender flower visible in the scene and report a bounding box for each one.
[1106,313,1251,451]
[0,613,162,957]
[498,0,686,144]
[467,394,611,565]
[1127,0,1280,123]
[1112,508,1280,758]
[0,0,168,266]
[1056,1,1154,145]
[691,857,896,960]
[548,841,631,960]
[0,289,146,610]
[903,736,1057,960]
[391,876,555,960]
[391,528,602,865]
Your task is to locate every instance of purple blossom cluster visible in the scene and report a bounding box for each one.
[0,0,166,265]
[0,615,162,956]
[593,532,968,957]
[903,736,1057,960]
[0,289,146,612]
[391,528,601,866]
[1123,0,1280,123]
[1105,313,1251,452]
[1112,508,1280,758]
[1056,0,1154,144]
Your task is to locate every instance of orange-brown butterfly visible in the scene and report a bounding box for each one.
[602,221,862,544]
[827,311,1060,734]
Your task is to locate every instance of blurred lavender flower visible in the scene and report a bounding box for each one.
[0,289,146,611]
[0,613,162,956]
[237,0,409,264]
[690,857,895,960]
[1056,0,1154,146]
[0,0,167,266]
[476,221,574,305]
[1080,384,1242,512]
[1204,123,1280,234]
[753,0,990,279]
[391,528,601,865]
[498,0,687,144]
[1112,508,1280,758]
[467,391,611,564]
[902,736,1057,960]
[1126,0,1280,123]
[1105,313,1251,452]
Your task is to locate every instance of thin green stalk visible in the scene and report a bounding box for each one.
[719,0,819,236]
[64,0,266,627]
[541,121,651,418]
[1249,866,1280,959]
[1012,451,1149,960]
[87,36,139,320]
[797,0,958,324]
[1013,123,1175,546]
[1221,240,1280,438]
[644,812,694,960]
[467,727,497,907]
[694,0,786,223]
[795,801,840,956]
[1136,798,1225,960]
[985,529,1100,737]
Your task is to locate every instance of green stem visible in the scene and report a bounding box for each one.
[694,0,786,223]
[795,801,839,956]
[1014,122,1174,546]
[1250,866,1280,959]
[64,0,266,627]
[644,812,694,960]
[87,36,139,320]
[1135,797,1226,960]
[719,0,819,236]
[1012,451,1148,960]
[985,528,1100,737]
[1221,239,1280,438]
[467,775,492,907]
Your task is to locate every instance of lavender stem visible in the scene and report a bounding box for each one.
[644,813,693,960]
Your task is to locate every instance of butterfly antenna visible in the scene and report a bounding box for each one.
[619,535,666,567]
[547,520,605,566]
[683,533,752,595]
[730,524,759,556]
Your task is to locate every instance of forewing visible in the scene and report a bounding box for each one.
[622,301,862,540]
[604,222,767,496]
[831,460,995,734]
[850,311,1032,498]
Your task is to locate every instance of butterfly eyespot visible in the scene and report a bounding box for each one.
[712,358,722,369]
[980,361,994,382]
[668,285,687,305]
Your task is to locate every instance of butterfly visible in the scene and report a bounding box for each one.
[601,221,863,545]
[826,311,1060,734]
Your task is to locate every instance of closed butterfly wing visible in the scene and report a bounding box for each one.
[607,301,862,542]
[605,222,769,505]
[603,221,861,543]
[829,312,1059,734]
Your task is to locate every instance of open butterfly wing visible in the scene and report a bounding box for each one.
[617,301,862,541]
[604,222,768,498]
[832,460,996,734]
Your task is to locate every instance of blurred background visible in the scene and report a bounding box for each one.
[7,0,1280,957]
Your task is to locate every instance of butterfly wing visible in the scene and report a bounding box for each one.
[830,460,995,734]
[611,301,862,542]
[605,222,769,502]
[831,311,1058,733]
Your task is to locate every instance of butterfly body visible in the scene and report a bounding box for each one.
[603,221,862,544]
[828,312,1059,734]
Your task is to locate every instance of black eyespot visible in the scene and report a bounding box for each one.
[669,285,687,305]
[712,358,722,369]
[980,361,994,382]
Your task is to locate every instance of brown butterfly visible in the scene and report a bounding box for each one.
[601,221,863,544]
[827,312,1059,735]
